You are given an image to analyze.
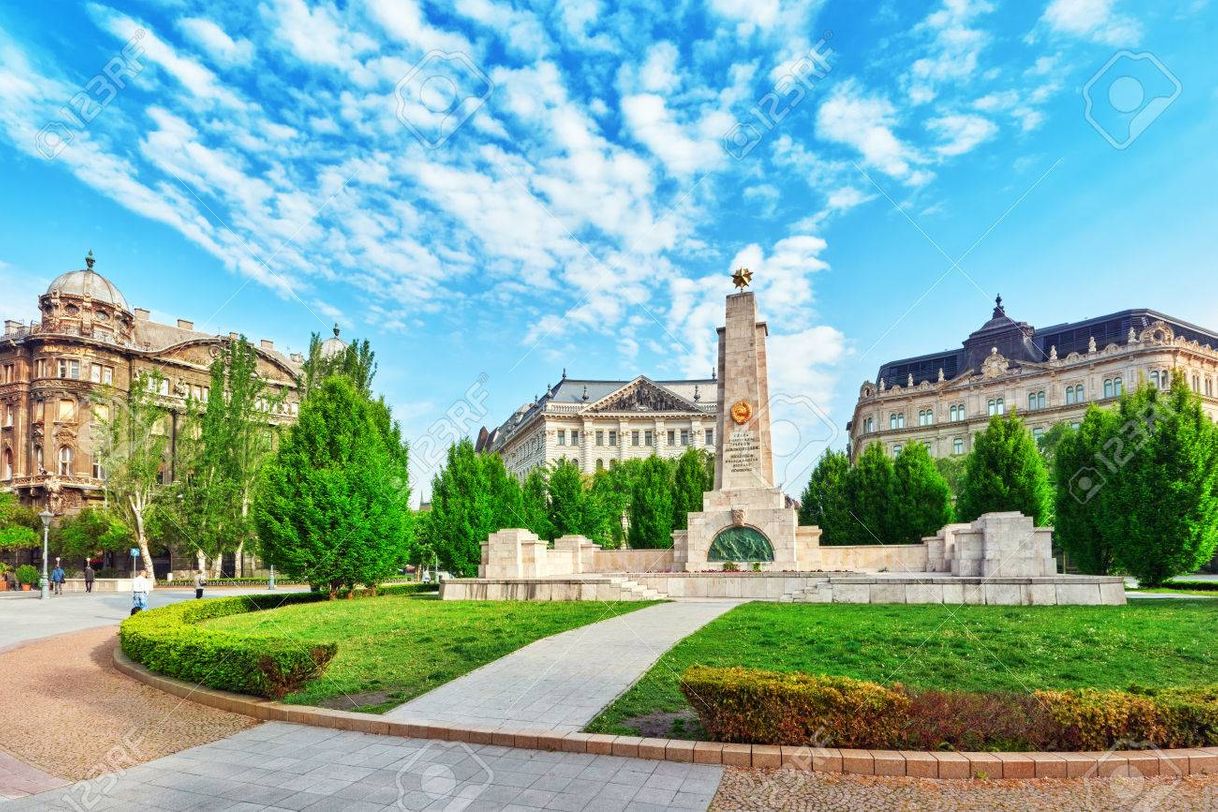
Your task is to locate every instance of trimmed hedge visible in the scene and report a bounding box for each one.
[682,666,1218,752]
[121,593,336,699]
[680,666,910,747]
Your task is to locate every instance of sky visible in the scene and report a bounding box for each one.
[1,0,1215,502]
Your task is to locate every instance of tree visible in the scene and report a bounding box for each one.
[892,443,953,543]
[521,467,553,540]
[423,439,493,577]
[298,328,377,398]
[52,508,131,565]
[628,455,675,548]
[1105,373,1218,585]
[254,377,410,597]
[483,453,525,532]
[841,443,898,544]
[0,492,38,551]
[798,450,851,544]
[672,448,712,531]
[933,455,968,509]
[957,411,1052,525]
[93,371,169,578]
[1052,407,1120,574]
[548,459,594,539]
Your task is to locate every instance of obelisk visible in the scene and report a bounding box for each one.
[715,288,774,491]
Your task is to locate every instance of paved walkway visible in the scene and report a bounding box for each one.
[8,722,725,811]
[385,600,740,733]
[0,753,65,801]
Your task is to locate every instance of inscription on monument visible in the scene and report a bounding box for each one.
[725,428,761,474]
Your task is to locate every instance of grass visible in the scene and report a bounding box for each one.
[587,600,1218,737]
[206,594,655,713]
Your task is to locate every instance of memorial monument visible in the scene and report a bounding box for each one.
[673,268,820,571]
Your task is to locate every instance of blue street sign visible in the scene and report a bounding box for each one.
[130,547,140,558]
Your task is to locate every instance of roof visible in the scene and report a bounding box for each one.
[875,299,1218,388]
[46,269,130,312]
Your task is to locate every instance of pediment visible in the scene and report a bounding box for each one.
[583,376,701,414]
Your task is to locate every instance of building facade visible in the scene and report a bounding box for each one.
[477,373,719,478]
[0,254,303,524]
[848,298,1218,459]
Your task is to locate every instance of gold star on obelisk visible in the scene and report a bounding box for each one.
[731,266,753,290]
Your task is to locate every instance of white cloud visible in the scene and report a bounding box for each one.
[927,113,997,156]
[1042,0,1142,45]
[639,41,681,93]
[906,0,995,105]
[178,17,254,66]
[621,93,726,177]
[815,80,928,185]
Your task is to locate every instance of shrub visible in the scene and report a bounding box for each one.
[15,564,39,586]
[121,593,336,698]
[1152,686,1218,748]
[896,690,1062,752]
[1033,689,1165,751]
[680,666,910,747]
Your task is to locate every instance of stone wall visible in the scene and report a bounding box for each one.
[817,544,929,573]
[591,548,675,573]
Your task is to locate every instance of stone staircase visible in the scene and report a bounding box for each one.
[778,579,832,603]
[607,575,669,601]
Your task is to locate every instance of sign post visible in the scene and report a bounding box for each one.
[130,547,140,579]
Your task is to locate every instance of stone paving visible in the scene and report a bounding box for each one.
[385,600,740,733]
[0,752,66,801]
[6,722,726,811]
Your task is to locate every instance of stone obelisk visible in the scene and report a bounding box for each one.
[673,268,820,571]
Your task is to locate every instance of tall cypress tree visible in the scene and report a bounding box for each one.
[628,455,675,549]
[842,443,898,545]
[892,443,953,543]
[548,459,590,539]
[957,412,1052,524]
[424,439,493,577]
[1053,407,1119,574]
[799,450,851,544]
[672,448,712,531]
[521,467,554,540]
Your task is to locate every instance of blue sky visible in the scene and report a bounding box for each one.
[1,0,1215,500]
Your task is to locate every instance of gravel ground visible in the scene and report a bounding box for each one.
[711,767,1218,811]
[0,626,256,782]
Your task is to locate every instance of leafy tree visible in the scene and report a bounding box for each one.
[254,377,410,597]
[957,411,1052,525]
[1105,374,1218,585]
[892,443,953,543]
[1052,407,1120,574]
[628,455,675,548]
[0,492,38,551]
[672,448,712,531]
[548,459,595,539]
[842,443,898,544]
[93,370,170,578]
[588,467,631,547]
[798,450,852,544]
[298,327,377,398]
[424,439,493,577]
[483,453,525,532]
[51,508,131,565]
[933,455,968,509]
[521,467,554,540]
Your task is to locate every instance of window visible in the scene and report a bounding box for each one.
[680,429,690,446]
[949,404,959,422]
[34,359,47,378]
[889,413,905,429]
[1150,370,1161,389]
[57,359,80,379]
[3,404,11,427]
[103,366,113,385]
[863,417,874,433]
[92,460,106,480]
[646,430,654,447]
[2,364,12,383]
[92,403,110,424]
[158,378,170,396]
[608,430,618,447]
[1032,427,1044,441]
[1028,391,1045,410]
[33,444,42,473]
[1104,377,1123,398]
[33,400,44,421]
[595,459,605,471]
[1208,378,1214,397]
[57,399,76,421]
[918,409,933,426]
[892,444,902,456]
[987,398,1005,416]
[2,448,11,480]
[667,430,676,446]
[557,430,566,446]
[631,430,640,447]
[705,428,713,446]
[595,430,604,446]
[1193,374,1200,392]
[58,446,73,476]
[953,438,964,455]
[90,364,102,383]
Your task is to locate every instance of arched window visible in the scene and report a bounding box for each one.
[953,438,964,455]
[1150,370,1160,388]
[58,446,73,476]
[33,444,42,473]
[892,444,902,456]
[2,447,11,480]
[1028,391,1045,410]
[1114,376,1123,395]
[595,459,604,471]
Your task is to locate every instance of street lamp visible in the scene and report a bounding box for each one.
[38,509,53,600]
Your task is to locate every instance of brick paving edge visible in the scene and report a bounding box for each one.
[112,648,1218,780]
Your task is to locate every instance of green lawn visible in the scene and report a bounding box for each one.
[206,595,654,713]
[588,601,1218,738]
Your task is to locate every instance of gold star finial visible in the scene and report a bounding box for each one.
[731,267,753,290]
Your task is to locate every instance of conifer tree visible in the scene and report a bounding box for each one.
[799,450,851,544]
[672,448,712,531]
[628,455,675,549]
[842,443,898,545]
[957,411,1052,524]
[892,443,953,543]
[1052,407,1119,574]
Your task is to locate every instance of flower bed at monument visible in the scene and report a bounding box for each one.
[681,666,1218,751]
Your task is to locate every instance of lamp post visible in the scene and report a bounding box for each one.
[38,509,53,600]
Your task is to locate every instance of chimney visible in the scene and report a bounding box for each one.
[177,319,194,330]
[260,339,274,351]
[134,308,150,321]
[4,320,20,336]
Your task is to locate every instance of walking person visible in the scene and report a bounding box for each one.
[131,571,151,615]
[84,563,95,594]
[51,559,65,596]
[193,568,207,600]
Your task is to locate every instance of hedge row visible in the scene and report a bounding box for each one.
[160,577,423,588]
[680,666,1218,752]
[119,584,436,699]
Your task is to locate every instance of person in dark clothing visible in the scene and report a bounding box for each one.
[193,569,207,599]
[84,564,96,593]
[51,560,65,596]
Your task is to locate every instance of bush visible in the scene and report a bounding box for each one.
[15,564,39,586]
[679,666,910,747]
[897,690,1061,752]
[1031,689,1164,751]
[121,593,336,698]
[1151,686,1218,748]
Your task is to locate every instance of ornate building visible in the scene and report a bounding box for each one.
[477,372,720,477]
[0,253,303,521]
[848,297,1218,459]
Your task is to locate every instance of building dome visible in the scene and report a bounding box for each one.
[320,324,346,358]
[46,252,130,312]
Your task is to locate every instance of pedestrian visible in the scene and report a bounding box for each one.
[193,568,207,600]
[131,571,151,615]
[84,563,95,594]
[51,559,65,596]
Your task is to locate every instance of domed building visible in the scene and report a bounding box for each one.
[1,253,305,576]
